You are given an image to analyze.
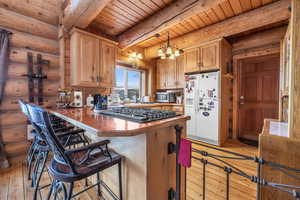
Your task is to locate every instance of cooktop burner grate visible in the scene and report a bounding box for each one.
[97,107,178,123]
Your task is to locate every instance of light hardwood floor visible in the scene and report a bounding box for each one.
[0,139,257,200]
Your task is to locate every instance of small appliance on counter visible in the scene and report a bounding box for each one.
[70,90,83,108]
[86,94,94,107]
[56,88,72,108]
[141,96,150,103]
[93,94,108,113]
[156,91,181,103]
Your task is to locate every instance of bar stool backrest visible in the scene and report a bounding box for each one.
[26,103,77,174]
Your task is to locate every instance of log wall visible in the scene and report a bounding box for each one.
[0,5,60,163]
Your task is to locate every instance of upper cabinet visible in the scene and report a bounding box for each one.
[156,55,185,89]
[185,48,199,73]
[70,28,117,88]
[184,39,228,73]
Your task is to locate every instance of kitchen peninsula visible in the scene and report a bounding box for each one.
[50,107,189,200]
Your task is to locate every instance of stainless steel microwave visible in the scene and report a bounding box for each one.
[156,92,177,103]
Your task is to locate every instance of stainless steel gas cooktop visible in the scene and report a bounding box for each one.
[97,107,178,123]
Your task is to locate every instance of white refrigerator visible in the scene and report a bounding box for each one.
[184,71,221,145]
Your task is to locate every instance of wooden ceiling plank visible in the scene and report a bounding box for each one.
[188,16,204,29]
[179,21,195,32]
[107,3,142,22]
[185,18,201,30]
[220,1,235,17]
[228,0,243,14]
[206,8,220,23]
[102,7,137,24]
[128,0,155,14]
[140,0,161,10]
[193,15,207,27]
[150,0,166,8]
[63,0,112,30]
[118,0,150,16]
[198,13,213,26]
[251,0,263,7]
[262,0,273,4]
[240,0,253,11]
[113,1,145,18]
[96,12,132,27]
[213,5,227,20]
[144,0,290,59]
[118,0,227,48]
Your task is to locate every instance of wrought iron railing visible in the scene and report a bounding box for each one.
[190,141,300,200]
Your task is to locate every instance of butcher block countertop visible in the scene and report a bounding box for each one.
[49,107,190,136]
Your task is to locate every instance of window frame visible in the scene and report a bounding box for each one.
[114,65,145,100]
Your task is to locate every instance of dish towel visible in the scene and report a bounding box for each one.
[178,138,192,168]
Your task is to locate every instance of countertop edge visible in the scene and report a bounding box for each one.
[49,109,190,137]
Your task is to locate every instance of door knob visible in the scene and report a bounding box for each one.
[240,96,244,100]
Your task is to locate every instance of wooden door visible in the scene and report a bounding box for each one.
[199,42,219,71]
[184,48,199,73]
[176,55,185,88]
[100,41,116,88]
[165,59,177,89]
[72,33,100,87]
[156,59,166,89]
[238,55,280,141]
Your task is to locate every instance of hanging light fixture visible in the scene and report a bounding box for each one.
[157,32,183,59]
[128,51,143,67]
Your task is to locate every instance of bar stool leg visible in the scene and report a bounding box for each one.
[27,145,37,180]
[96,172,101,197]
[33,151,49,200]
[67,182,74,200]
[118,161,123,200]
[31,149,42,187]
[46,180,54,200]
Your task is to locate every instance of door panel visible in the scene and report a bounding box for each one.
[238,55,280,141]
[100,41,116,87]
[78,34,99,86]
[176,55,185,88]
[199,42,219,71]
[157,59,166,89]
[185,48,199,73]
[165,59,177,88]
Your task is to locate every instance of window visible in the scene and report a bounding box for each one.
[113,66,143,102]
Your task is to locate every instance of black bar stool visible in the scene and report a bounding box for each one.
[27,103,123,200]
[18,100,89,200]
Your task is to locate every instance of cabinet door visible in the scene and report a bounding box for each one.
[156,59,166,89]
[99,41,116,88]
[176,55,185,88]
[71,33,100,87]
[165,59,177,89]
[199,42,219,71]
[184,48,200,73]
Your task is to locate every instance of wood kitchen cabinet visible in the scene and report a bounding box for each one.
[156,59,167,89]
[176,55,185,88]
[184,38,230,73]
[70,28,117,88]
[100,41,116,88]
[184,48,199,73]
[156,55,185,89]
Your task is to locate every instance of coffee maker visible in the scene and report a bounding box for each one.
[93,94,108,113]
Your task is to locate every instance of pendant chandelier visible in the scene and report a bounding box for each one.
[157,32,183,59]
